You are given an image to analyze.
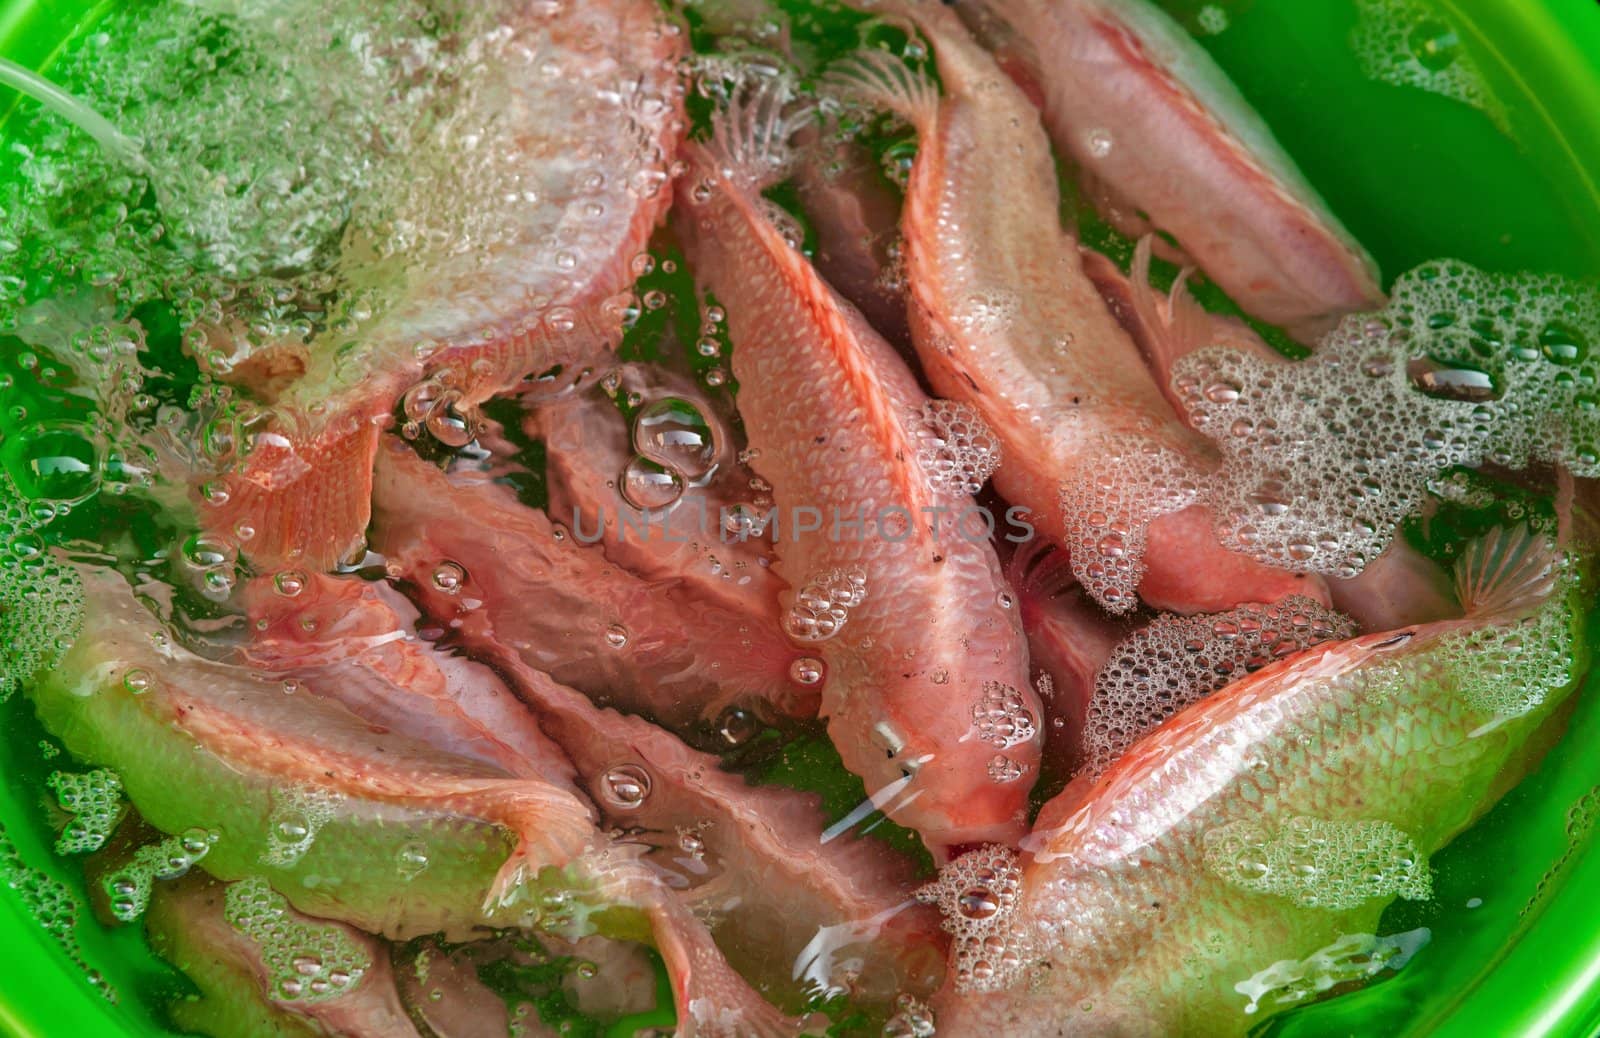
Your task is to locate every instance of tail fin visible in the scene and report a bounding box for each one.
[821,47,939,129]
[480,784,597,913]
[702,75,815,196]
[1453,525,1560,619]
[207,421,380,573]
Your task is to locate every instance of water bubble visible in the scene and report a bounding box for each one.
[273,570,307,597]
[122,668,152,694]
[716,706,758,746]
[603,623,629,649]
[620,456,685,510]
[788,656,825,686]
[431,561,466,594]
[1407,19,1460,72]
[633,397,717,480]
[1084,128,1113,159]
[396,842,430,879]
[601,764,652,809]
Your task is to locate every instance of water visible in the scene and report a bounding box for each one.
[0,0,1596,1036]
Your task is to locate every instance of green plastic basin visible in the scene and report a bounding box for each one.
[0,0,1598,1035]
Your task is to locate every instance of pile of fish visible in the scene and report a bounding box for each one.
[2,0,1597,1035]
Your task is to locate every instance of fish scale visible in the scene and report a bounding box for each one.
[676,85,1038,852]
[829,0,1321,617]
[934,528,1583,1035]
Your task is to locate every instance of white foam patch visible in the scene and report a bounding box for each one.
[1174,260,1600,578]
[915,400,1001,496]
[1082,596,1353,778]
[0,471,84,703]
[916,845,1033,994]
[1202,816,1431,911]
[1059,436,1198,613]
[224,875,370,1004]
[1235,926,1430,1015]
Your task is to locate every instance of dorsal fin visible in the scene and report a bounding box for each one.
[702,74,816,195]
[1452,524,1560,618]
[821,47,939,129]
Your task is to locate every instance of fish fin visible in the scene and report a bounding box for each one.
[822,48,939,129]
[1006,536,1076,601]
[209,421,380,573]
[1452,524,1560,619]
[703,76,815,195]
[482,786,596,913]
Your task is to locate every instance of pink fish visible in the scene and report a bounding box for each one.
[370,438,819,730]
[676,79,1041,851]
[826,1,1323,617]
[204,0,685,571]
[240,571,576,781]
[930,524,1584,1035]
[396,560,946,1014]
[32,562,596,938]
[962,0,1384,339]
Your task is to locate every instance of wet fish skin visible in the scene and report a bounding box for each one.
[531,363,791,626]
[33,562,593,940]
[147,874,427,1038]
[240,571,579,783]
[205,0,686,572]
[370,439,817,730]
[832,0,1322,617]
[676,80,1041,851]
[963,0,1384,340]
[935,528,1584,1035]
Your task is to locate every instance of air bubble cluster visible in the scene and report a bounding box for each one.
[263,788,341,868]
[0,468,84,703]
[783,566,868,643]
[1351,0,1505,129]
[0,822,109,1000]
[1174,260,1600,578]
[971,682,1037,750]
[103,828,217,923]
[915,400,1001,496]
[1202,816,1431,911]
[916,845,1033,994]
[1234,927,1430,1015]
[224,876,370,1004]
[1082,597,1354,778]
[47,769,124,855]
[1059,436,1197,613]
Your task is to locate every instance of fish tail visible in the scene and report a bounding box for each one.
[1453,524,1561,619]
[821,45,939,130]
[480,784,596,913]
[207,420,380,573]
[700,75,815,197]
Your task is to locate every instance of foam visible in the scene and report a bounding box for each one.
[915,400,1001,496]
[783,566,868,643]
[1351,0,1506,130]
[1202,816,1431,911]
[224,875,370,1004]
[262,788,342,868]
[1059,436,1198,613]
[916,845,1033,994]
[104,828,218,923]
[1175,260,1600,577]
[0,469,84,703]
[47,768,124,855]
[1234,926,1430,1015]
[0,823,109,1000]
[1082,596,1354,778]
